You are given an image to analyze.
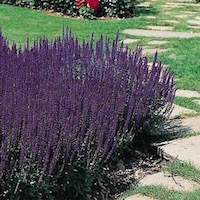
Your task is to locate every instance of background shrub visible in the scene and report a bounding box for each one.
[0,0,137,18]
[0,29,175,199]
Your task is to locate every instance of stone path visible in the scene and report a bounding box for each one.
[137,2,152,8]
[176,89,200,98]
[194,99,200,105]
[125,194,156,200]
[158,135,200,169]
[123,29,200,38]
[188,20,200,26]
[175,14,189,19]
[140,172,199,191]
[121,39,139,44]
[142,48,169,55]
[146,26,173,31]
[196,16,200,21]
[170,104,197,118]
[181,117,200,132]
[189,25,200,30]
[147,40,168,45]
[146,16,156,19]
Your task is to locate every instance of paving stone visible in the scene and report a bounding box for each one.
[176,89,200,98]
[163,20,179,24]
[164,116,200,136]
[181,117,200,132]
[147,25,173,31]
[123,29,200,38]
[142,48,169,55]
[176,14,189,19]
[188,25,200,30]
[163,3,183,8]
[175,0,194,2]
[125,194,156,200]
[147,40,168,45]
[188,20,200,26]
[146,16,156,19]
[170,104,197,118]
[195,16,200,20]
[159,135,200,168]
[166,2,199,6]
[194,99,200,105]
[137,2,151,7]
[121,39,139,44]
[140,172,199,191]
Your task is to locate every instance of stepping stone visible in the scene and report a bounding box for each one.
[137,2,151,8]
[125,194,156,200]
[176,89,200,98]
[168,2,198,6]
[188,25,200,30]
[147,26,173,31]
[195,16,200,20]
[188,20,200,26]
[184,3,200,6]
[146,16,156,19]
[181,117,200,132]
[159,135,200,169]
[147,40,168,45]
[170,104,197,118]
[194,99,200,105]
[121,39,139,44]
[183,11,198,14]
[140,172,199,191]
[142,48,169,55]
[176,14,189,19]
[123,29,200,38]
[164,116,200,136]
[163,3,183,8]
[180,0,196,1]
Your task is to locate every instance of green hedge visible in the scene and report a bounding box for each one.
[0,0,137,18]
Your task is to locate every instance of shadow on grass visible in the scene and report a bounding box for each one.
[135,6,159,16]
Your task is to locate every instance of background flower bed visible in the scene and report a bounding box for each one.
[0,28,175,199]
[0,0,137,18]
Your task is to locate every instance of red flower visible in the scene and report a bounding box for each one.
[76,0,83,8]
[85,0,99,10]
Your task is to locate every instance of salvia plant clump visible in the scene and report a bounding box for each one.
[0,29,175,197]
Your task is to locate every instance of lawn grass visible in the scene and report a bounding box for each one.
[174,97,200,113]
[0,4,148,43]
[164,160,200,184]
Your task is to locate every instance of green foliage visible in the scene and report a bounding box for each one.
[79,6,95,19]
[1,161,95,200]
[99,0,136,18]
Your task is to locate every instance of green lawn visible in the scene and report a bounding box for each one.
[0,4,147,43]
[0,2,200,93]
